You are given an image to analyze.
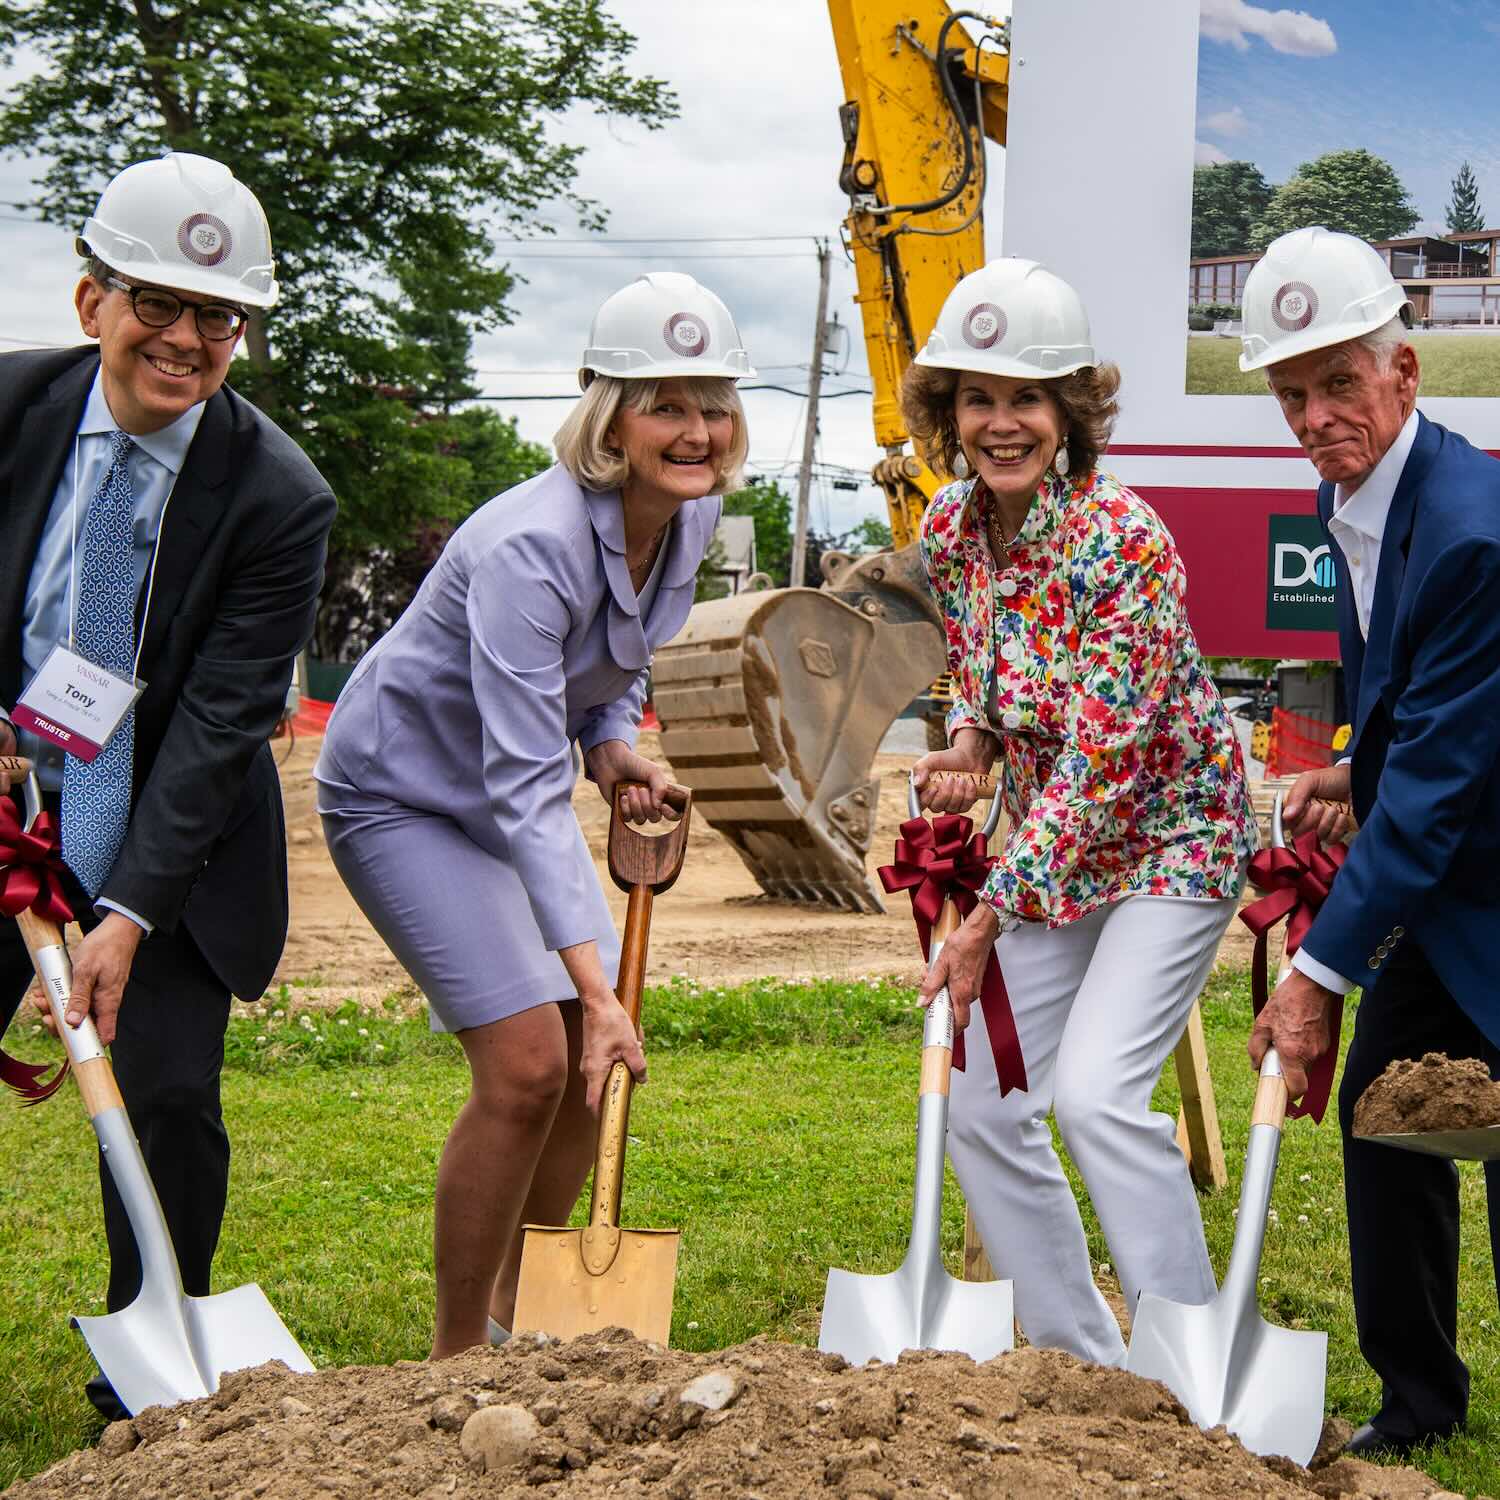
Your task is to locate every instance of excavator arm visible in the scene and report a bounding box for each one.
[654,5,1009,911]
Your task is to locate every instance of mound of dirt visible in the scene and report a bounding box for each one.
[12,1330,1450,1500]
[1354,1051,1500,1137]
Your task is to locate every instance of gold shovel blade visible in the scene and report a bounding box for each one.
[512,1223,680,1344]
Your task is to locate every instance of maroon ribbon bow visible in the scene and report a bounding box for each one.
[0,797,72,1104]
[878,811,1027,1094]
[1238,831,1348,1123]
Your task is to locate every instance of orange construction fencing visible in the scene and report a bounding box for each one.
[1265,707,1334,777]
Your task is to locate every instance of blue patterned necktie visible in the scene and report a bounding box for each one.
[61,430,139,899]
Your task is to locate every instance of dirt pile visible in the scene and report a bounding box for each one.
[11,1330,1452,1500]
[1354,1051,1500,1137]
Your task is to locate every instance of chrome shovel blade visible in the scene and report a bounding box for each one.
[75,1283,315,1416]
[820,1260,1014,1366]
[1355,1124,1500,1161]
[1129,1292,1326,1465]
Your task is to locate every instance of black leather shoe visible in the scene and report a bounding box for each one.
[84,1371,130,1425]
[1344,1422,1433,1459]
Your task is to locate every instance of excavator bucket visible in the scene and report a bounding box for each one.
[653,557,945,912]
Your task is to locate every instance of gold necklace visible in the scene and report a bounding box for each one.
[985,506,1012,558]
[627,522,668,578]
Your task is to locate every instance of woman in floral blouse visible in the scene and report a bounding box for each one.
[907,259,1257,1365]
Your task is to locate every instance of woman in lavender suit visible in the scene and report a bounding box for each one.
[315,274,754,1357]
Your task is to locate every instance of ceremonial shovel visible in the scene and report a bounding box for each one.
[2,758,313,1413]
[512,782,692,1344]
[1126,793,1326,1465]
[818,773,1014,1366]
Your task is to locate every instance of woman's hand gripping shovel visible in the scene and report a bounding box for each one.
[818,771,1015,1365]
[0,757,313,1414]
[1126,793,1327,1465]
[512,782,692,1345]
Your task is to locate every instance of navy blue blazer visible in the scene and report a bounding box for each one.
[1301,412,1500,1045]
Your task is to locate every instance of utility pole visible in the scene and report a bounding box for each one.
[791,239,832,589]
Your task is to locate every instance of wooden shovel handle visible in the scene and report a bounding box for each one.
[13,908,122,1119]
[918,901,963,1098]
[606,782,693,895]
[926,770,996,800]
[590,879,654,1231]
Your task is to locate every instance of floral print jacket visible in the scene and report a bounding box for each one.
[920,467,1257,927]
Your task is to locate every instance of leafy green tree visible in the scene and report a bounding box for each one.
[1191,161,1274,258]
[1251,148,1418,249]
[1446,160,1485,234]
[0,0,673,656]
[842,515,893,553]
[723,479,795,587]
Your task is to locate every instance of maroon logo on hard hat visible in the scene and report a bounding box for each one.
[664,312,709,357]
[962,302,1006,350]
[1271,280,1318,333]
[177,212,233,267]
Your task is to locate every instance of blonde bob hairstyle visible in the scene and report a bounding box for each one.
[554,375,748,493]
[900,361,1122,483]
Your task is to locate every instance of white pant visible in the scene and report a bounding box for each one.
[948,891,1239,1366]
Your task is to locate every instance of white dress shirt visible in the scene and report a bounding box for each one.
[1324,408,1419,642]
[1291,408,1419,998]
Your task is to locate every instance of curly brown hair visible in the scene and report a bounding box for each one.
[900,361,1122,482]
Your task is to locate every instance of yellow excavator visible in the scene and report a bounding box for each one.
[652,2,1010,911]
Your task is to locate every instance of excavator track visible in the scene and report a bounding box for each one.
[654,549,944,912]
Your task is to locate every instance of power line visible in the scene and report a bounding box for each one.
[496,250,814,261]
[470,383,872,402]
[490,232,821,244]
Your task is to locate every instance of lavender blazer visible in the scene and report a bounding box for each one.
[318,463,720,951]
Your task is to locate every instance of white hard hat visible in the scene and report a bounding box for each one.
[915,258,1096,379]
[579,272,754,388]
[1239,227,1412,372]
[77,151,278,309]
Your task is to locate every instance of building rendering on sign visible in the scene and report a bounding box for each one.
[1191,230,1500,326]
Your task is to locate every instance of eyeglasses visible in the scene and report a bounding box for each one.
[103,276,248,342]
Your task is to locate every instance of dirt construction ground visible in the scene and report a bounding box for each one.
[275,730,1264,1006]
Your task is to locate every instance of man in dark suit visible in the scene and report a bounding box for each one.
[1241,226,1500,1455]
[0,152,335,1418]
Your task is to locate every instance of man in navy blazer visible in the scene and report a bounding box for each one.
[1242,227,1500,1455]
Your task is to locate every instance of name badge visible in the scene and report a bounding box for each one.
[12,645,143,764]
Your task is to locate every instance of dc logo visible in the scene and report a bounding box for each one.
[177,212,233,267]
[962,302,1006,350]
[1274,541,1335,589]
[664,312,708,357]
[1271,280,1318,333]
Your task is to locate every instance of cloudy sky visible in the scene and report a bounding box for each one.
[1195,0,1500,237]
[6,0,1447,536]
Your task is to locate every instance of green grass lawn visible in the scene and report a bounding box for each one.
[1186,331,1500,397]
[2,968,1496,1495]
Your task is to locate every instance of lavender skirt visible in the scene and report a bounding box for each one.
[315,754,620,1033]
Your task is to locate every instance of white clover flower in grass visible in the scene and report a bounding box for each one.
[1297,1214,1309,1224]
[338,1018,350,1027]
[358,1028,369,1037]
[1298,1173,1311,1182]
[255,1036,267,1045]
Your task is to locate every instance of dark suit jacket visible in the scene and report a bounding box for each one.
[1,345,336,999]
[1303,411,1500,1045]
